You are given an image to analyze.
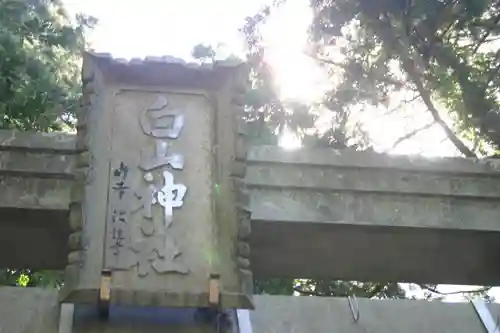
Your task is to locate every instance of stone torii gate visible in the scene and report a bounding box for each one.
[2,52,500,332]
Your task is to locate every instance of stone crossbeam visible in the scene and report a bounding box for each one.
[0,131,75,269]
[247,146,500,285]
[2,131,500,285]
[0,287,497,333]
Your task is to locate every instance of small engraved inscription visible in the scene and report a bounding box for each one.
[112,162,130,200]
[105,161,132,269]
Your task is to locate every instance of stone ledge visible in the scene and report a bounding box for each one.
[247,145,500,174]
[0,130,76,152]
[0,150,74,178]
[0,176,72,210]
[246,163,500,198]
[252,295,500,333]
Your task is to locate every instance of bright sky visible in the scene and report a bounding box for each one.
[64,0,266,59]
[62,0,498,302]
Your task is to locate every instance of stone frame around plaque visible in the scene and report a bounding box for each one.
[60,52,253,310]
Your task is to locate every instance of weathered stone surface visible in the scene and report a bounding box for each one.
[0,150,74,177]
[0,128,74,282]
[0,208,69,269]
[1,287,499,333]
[251,219,500,284]
[60,52,252,309]
[247,162,500,198]
[5,142,500,210]
[99,89,220,308]
[72,312,216,333]
[0,287,59,333]
[250,189,500,231]
[0,130,75,152]
[251,295,500,333]
[247,145,500,174]
[84,51,243,90]
[0,176,71,210]
[246,146,500,285]
[0,287,215,333]
[0,130,75,212]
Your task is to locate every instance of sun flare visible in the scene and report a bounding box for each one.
[278,127,302,150]
[260,0,328,104]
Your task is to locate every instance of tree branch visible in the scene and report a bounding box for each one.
[472,14,500,54]
[382,94,420,117]
[486,49,500,84]
[311,54,348,68]
[439,21,456,40]
[436,0,461,40]
[293,287,324,296]
[367,283,384,298]
[295,285,386,299]
[414,137,448,155]
[419,284,491,296]
[362,12,476,157]
[385,121,436,152]
[410,15,498,148]
[409,74,475,157]
[460,36,500,49]
[307,52,404,87]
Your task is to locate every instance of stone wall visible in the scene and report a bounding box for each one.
[0,287,497,333]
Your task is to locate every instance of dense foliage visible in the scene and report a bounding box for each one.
[0,0,95,131]
[0,0,94,287]
[308,0,500,156]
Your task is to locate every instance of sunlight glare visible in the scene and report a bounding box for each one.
[261,0,329,104]
[278,127,302,150]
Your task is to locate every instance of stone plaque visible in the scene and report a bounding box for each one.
[61,52,253,309]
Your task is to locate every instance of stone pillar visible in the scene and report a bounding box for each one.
[60,52,252,310]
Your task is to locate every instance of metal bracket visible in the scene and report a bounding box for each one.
[236,309,253,333]
[209,273,221,306]
[471,299,500,333]
[98,269,112,320]
[347,295,360,322]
